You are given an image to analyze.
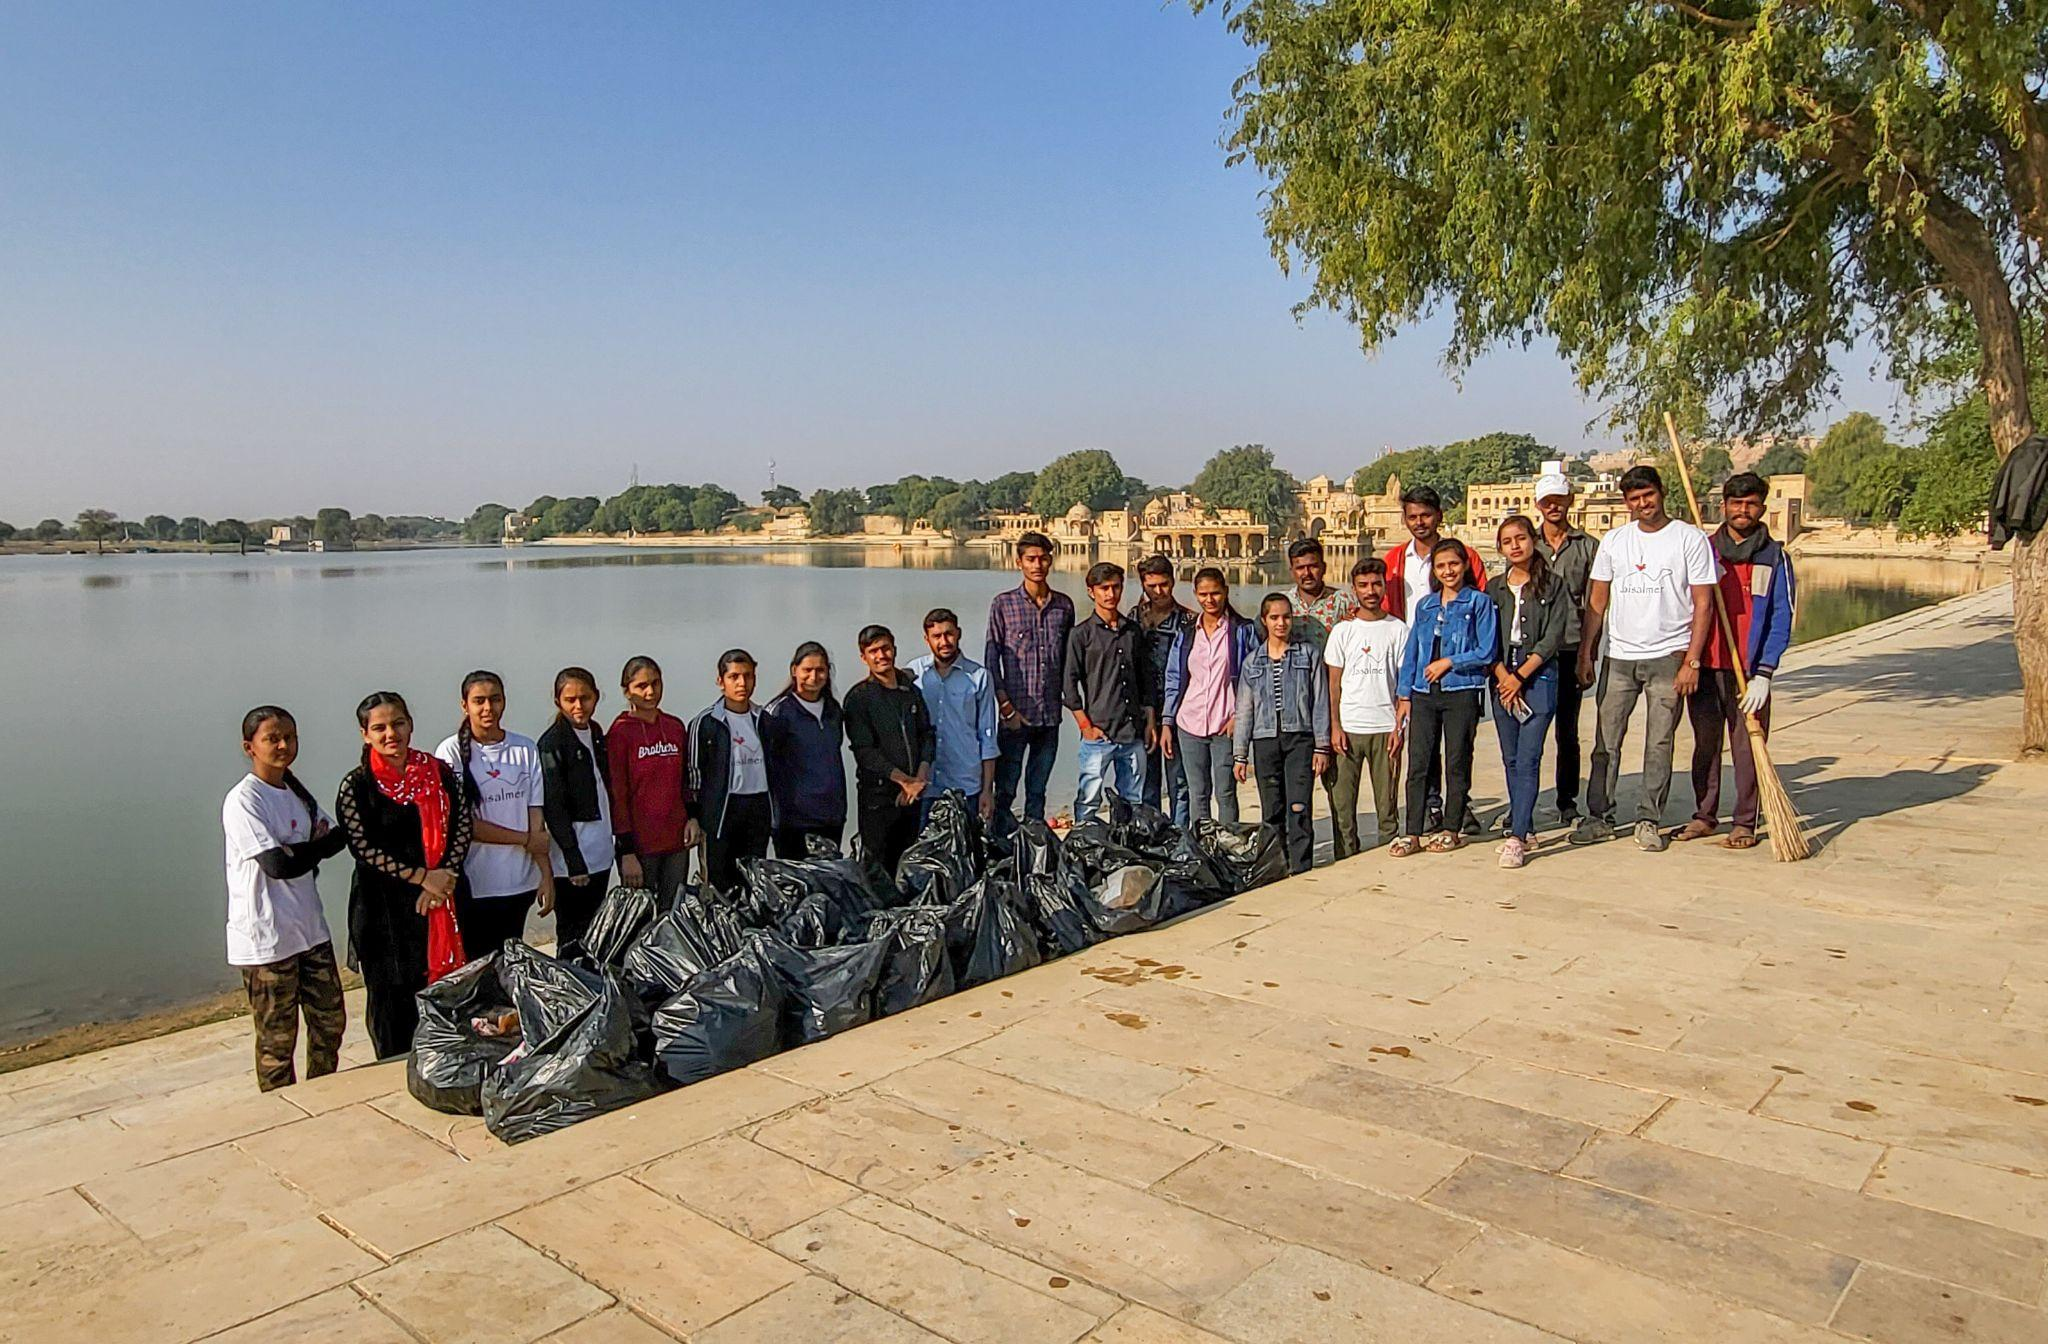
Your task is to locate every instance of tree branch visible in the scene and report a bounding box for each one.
[1668,1,1755,32]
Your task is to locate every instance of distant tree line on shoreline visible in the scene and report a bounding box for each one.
[8,407,2001,552]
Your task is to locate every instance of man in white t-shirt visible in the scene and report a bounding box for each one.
[1325,556,1409,856]
[1569,465,1717,852]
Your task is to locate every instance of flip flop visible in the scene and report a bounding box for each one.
[1723,828,1759,850]
[1673,820,1716,842]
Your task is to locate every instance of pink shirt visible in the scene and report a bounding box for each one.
[1176,619,1236,738]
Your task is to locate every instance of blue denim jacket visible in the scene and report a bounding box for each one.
[1398,586,1500,697]
[1232,637,1332,761]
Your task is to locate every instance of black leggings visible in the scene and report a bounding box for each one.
[550,873,609,953]
[455,888,536,963]
[1252,731,1317,875]
[1406,690,1484,837]
[705,792,773,894]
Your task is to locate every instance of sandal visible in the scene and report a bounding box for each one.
[1388,836,1421,858]
[1723,827,1759,850]
[1424,831,1465,853]
[1673,820,1716,843]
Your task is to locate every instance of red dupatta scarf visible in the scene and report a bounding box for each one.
[368,747,464,980]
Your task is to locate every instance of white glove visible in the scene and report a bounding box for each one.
[1739,675,1771,715]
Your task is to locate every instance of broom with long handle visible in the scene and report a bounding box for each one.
[1662,412,1811,860]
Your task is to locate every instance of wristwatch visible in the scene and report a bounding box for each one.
[1687,657,1703,670]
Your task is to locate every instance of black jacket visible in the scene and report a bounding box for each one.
[1062,610,1156,744]
[1990,434,2048,549]
[1485,571,1571,671]
[537,717,612,879]
[686,703,778,841]
[842,673,936,807]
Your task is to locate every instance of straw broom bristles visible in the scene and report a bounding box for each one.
[1662,413,1811,861]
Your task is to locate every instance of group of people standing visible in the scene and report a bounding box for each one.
[219,470,1794,1091]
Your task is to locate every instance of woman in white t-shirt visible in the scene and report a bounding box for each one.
[222,706,348,1091]
[435,671,553,961]
[538,666,617,954]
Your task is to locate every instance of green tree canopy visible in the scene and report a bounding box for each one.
[141,514,177,541]
[691,485,739,532]
[176,516,207,542]
[1191,444,1298,525]
[1752,443,1810,478]
[928,487,985,536]
[807,488,865,537]
[75,509,118,551]
[762,484,803,508]
[1030,449,1131,517]
[314,507,354,547]
[1808,412,1891,517]
[1196,0,2048,748]
[980,471,1037,511]
[33,518,66,541]
[1351,432,1552,522]
[355,513,389,543]
[206,518,249,545]
[462,503,512,544]
[0,520,16,542]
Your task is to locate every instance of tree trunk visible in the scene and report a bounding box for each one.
[1917,202,2045,756]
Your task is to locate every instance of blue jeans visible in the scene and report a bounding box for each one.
[991,723,1060,838]
[1492,663,1559,840]
[1176,730,1237,824]
[1075,737,1144,821]
[1142,739,1190,826]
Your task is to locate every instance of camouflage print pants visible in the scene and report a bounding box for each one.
[240,941,347,1092]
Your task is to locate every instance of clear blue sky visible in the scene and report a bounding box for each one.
[0,1,1905,522]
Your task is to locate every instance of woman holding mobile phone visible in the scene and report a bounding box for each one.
[1486,515,1569,868]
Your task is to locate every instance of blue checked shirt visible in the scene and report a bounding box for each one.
[984,585,1076,727]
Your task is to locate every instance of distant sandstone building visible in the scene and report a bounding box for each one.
[1464,461,1629,536]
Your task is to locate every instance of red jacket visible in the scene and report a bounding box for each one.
[1383,540,1489,622]
[605,711,693,857]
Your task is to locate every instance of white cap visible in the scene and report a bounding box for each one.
[1533,461,1574,503]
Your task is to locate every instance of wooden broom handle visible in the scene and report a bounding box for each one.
[1662,413,1752,701]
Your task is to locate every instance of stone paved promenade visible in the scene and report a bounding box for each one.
[2,588,2043,1343]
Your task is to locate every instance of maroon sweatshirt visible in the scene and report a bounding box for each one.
[605,710,693,857]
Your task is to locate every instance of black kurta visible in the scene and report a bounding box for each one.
[336,759,472,1059]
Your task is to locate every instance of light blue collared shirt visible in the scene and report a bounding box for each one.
[905,653,1000,798]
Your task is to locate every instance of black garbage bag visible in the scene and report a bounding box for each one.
[408,953,521,1115]
[620,889,745,1008]
[1059,819,1151,888]
[743,855,892,937]
[1011,819,1063,878]
[1023,866,1105,956]
[940,877,1042,989]
[758,934,891,1044]
[564,885,657,968]
[651,938,788,1087]
[1079,862,1174,935]
[898,790,983,906]
[861,907,956,1016]
[1105,794,1183,860]
[1193,820,1289,894]
[481,943,664,1143]
[777,892,846,949]
[1156,830,1237,918]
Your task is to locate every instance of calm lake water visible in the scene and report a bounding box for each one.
[0,544,1997,1040]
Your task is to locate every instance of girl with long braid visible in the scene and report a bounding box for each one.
[222,706,348,1091]
[434,671,552,959]
[336,691,472,1058]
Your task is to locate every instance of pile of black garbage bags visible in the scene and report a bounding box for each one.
[408,793,1286,1143]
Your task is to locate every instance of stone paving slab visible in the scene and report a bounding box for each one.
[1,588,2045,1341]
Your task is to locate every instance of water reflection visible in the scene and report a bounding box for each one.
[1792,558,1994,643]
